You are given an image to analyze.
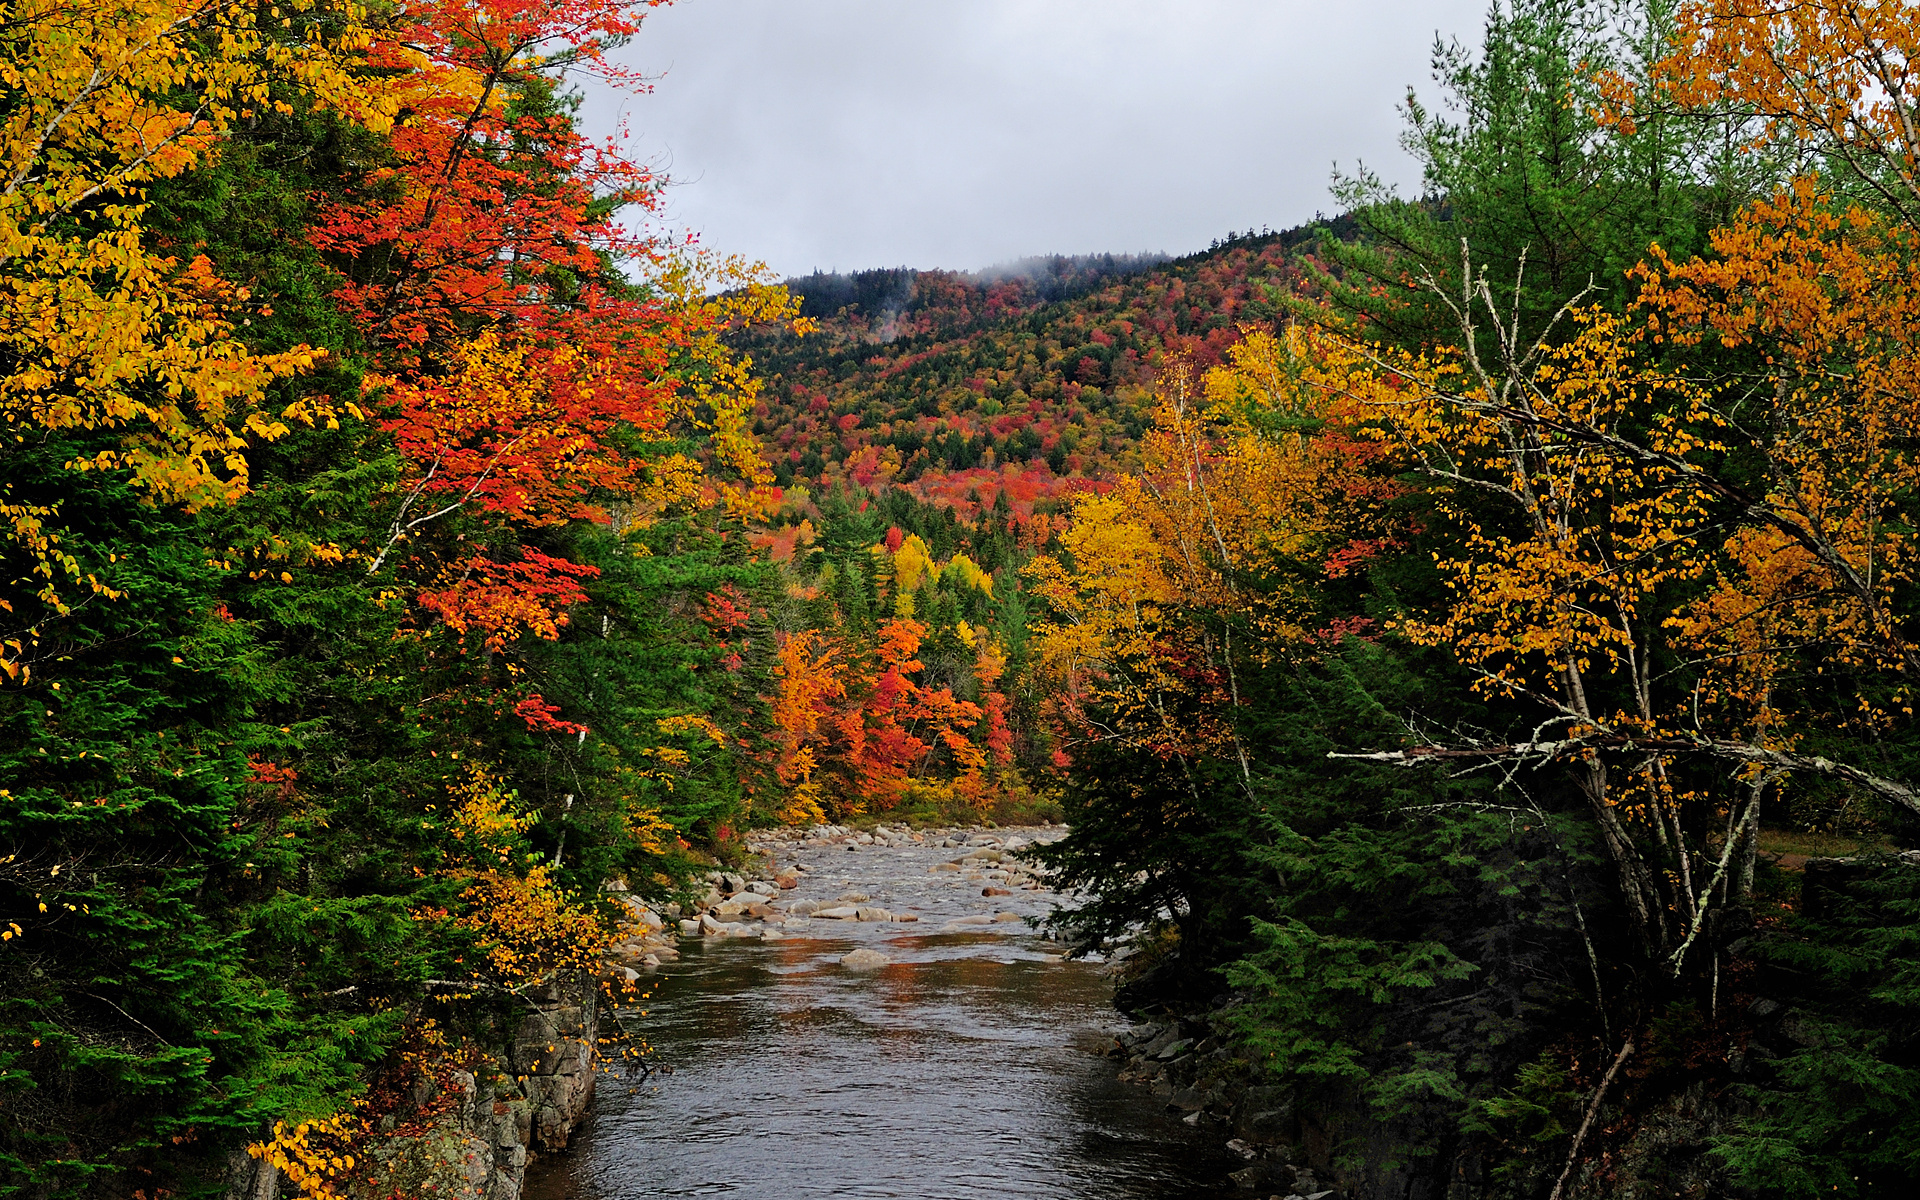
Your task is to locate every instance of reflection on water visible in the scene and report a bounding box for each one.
[523,931,1235,1199]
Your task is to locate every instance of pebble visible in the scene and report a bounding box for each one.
[840,948,890,968]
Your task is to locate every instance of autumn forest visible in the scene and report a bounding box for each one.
[6,0,1920,1196]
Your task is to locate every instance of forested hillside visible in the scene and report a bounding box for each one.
[736,224,1351,495]
[7,0,1920,1197]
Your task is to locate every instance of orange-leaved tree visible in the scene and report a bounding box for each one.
[311,0,803,655]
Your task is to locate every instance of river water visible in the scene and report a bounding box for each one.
[523,827,1239,1200]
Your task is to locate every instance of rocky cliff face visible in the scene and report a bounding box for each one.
[225,975,599,1200]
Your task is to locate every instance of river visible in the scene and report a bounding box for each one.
[522,825,1240,1200]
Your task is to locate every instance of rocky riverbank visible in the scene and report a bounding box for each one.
[225,974,599,1200]
[1103,1015,1337,1200]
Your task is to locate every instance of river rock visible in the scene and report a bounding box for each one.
[747,881,776,896]
[617,896,662,924]
[718,872,747,895]
[992,912,1024,923]
[788,899,821,916]
[815,906,859,919]
[1227,1164,1268,1191]
[982,886,1012,896]
[760,928,785,941]
[776,869,801,889]
[698,912,724,935]
[838,891,870,902]
[854,906,893,922]
[840,948,890,968]
[893,912,919,922]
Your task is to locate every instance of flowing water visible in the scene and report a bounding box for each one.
[523,829,1239,1200]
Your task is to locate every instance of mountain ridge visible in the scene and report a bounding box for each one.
[734,216,1356,522]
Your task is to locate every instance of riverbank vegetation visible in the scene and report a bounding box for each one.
[7,0,1920,1196]
[1021,2,1920,1195]
[0,0,799,1191]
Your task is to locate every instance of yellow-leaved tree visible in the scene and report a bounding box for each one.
[0,0,387,667]
[1301,198,1920,971]
[1027,333,1404,776]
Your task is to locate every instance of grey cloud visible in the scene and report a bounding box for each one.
[577,0,1489,277]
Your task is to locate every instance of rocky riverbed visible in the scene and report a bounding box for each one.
[599,821,1076,973]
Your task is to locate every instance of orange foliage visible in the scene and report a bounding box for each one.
[764,617,986,818]
[416,550,600,652]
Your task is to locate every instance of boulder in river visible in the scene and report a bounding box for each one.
[854,906,893,922]
[839,948,890,968]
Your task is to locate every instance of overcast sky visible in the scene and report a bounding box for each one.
[580,0,1492,279]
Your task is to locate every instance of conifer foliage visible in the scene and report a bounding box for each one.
[0,0,803,1193]
[9,0,1920,1196]
[1020,1,1920,1193]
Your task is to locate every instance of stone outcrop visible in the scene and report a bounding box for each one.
[225,975,599,1200]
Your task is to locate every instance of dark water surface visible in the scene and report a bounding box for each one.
[523,930,1238,1199]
